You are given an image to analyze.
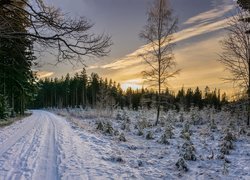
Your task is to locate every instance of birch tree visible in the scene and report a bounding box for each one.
[140,0,179,125]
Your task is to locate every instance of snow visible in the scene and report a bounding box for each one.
[0,108,250,179]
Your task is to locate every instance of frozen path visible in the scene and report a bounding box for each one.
[0,110,119,180]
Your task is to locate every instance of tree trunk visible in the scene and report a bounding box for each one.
[248,34,250,126]
[155,0,163,126]
[247,91,250,126]
[156,104,160,126]
[248,42,250,126]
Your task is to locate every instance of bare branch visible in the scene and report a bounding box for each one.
[219,8,250,92]
[0,0,112,64]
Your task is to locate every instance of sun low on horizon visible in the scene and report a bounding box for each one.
[37,0,239,97]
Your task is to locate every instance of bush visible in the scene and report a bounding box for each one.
[96,120,114,135]
[179,112,184,122]
[105,122,114,135]
[157,133,170,144]
[165,123,174,139]
[219,130,236,155]
[146,131,154,140]
[116,112,122,120]
[180,141,196,161]
[190,110,203,125]
[176,157,188,171]
[96,121,105,131]
[137,129,144,136]
[181,121,191,140]
[137,117,150,130]
[119,133,126,142]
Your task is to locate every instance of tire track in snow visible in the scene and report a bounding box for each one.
[32,111,59,180]
[0,114,38,157]
[0,112,43,179]
[0,110,60,180]
[4,119,43,179]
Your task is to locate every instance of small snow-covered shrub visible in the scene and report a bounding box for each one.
[96,121,105,131]
[179,112,184,122]
[180,121,191,140]
[190,108,203,125]
[137,160,143,167]
[159,116,166,126]
[181,132,191,141]
[155,127,162,133]
[121,122,130,131]
[114,129,120,136]
[210,117,217,130]
[137,117,150,129]
[222,159,229,175]
[180,141,196,161]
[228,118,236,131]
[96,120,114,135]
[103,155,124,163]
[116,112,122,120]
[137,129,144,136]
[157,133,170,144]
[239,127,246,135]
[122,111,130,123]
[164,123,174,139]
[105,122,114,135]
[181,121,191,134]
[223,130,236,141]
[175,157,188,171]
[146,131,154,140]
[219,130,236,155]
[167,111,176,123]
[119,133,126,142]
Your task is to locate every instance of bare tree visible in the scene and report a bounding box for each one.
[219,9,250,126]
[0,0,112,64]
[140,0,179,125]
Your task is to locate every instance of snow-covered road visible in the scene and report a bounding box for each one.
[0,110,116,180]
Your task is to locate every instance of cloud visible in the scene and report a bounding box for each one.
[184,4,234,25]
[98,2,236,72]
[36,71,54,78]
[121,78,144,90]
[95,29,233,94]
[97,17,229,71]
[76,3,236,94]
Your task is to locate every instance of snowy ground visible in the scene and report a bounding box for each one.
[0,108,249,179]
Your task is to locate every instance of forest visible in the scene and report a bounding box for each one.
[31,69,227,112]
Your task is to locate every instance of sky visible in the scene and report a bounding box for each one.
[38,0,238,97]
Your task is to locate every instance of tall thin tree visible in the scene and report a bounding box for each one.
[140,0,179,125]
[219,8,250,125]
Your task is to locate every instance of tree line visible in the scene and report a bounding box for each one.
[31,69,228,111]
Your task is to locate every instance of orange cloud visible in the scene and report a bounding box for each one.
[36,71,54,79]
